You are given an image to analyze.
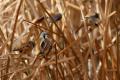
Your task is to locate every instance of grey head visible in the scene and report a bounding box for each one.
[40,32,48,39]
[85,13,100,26]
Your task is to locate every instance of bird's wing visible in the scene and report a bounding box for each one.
[40,39,52,56]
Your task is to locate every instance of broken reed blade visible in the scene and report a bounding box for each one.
[51,13,62,22]
[35,16,45,23]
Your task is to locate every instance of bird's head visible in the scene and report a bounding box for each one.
[40,32,48,39]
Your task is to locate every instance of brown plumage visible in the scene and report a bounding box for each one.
[39,32,52,57]
[85,13,100,26]
[13,41,35,56]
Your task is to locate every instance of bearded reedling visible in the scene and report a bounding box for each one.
[13,41,35,56]
[12,40,35,75]
[39,32,52,58]
[85,13,100,26]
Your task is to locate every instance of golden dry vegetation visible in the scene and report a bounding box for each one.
[0,0,120,80]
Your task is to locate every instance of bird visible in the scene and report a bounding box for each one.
[39,32,52,57]
[85,13,100,26]
[13,41,35,56]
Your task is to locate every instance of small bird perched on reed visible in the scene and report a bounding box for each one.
[85,13,100,26]
[39,32,52,58]
[13,41,35,56]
